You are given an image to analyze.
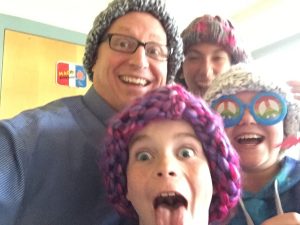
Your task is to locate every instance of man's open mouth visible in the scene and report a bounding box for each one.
[119,75,150,86]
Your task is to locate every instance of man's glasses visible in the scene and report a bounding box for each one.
[211,91,287,127]
[102,33,169,61]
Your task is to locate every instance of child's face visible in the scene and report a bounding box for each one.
[126,120,212,225]
[225,91,285,172]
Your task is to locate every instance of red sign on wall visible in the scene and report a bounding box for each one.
[56,61,87,88]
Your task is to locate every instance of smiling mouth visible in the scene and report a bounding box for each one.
[236,134,265,145]
[154,192,188,210]
[119,75,150,86]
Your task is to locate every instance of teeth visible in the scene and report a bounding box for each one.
[120,76,148,86]
[161,192,176,197]
[154,191,188,209]
[237,133,264,145]
[238,134,262,140]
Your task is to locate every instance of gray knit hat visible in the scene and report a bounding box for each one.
[83,0,183,83]
[205,64,300,137]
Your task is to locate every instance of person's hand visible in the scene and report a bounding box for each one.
[287,80,300,101]
[261,212,300,225]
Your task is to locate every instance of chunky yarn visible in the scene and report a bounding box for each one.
[205,63,300,137]
[102,84,241,223]
[175,14,250,86]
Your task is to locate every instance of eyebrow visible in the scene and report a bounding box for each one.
[129,134,149,148]
[174,132,198,139]
[111,26,166,43]
[187,47,227,55]
[129,132,199,148]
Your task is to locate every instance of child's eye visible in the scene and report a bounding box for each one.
[136,151,152,161]
[178,148,195,158]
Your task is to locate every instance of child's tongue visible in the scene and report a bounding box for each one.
[155,205,187,225]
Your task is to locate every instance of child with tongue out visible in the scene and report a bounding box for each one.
[205,64,300,225]
[101,84,241,225]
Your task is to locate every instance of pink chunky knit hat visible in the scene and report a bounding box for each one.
[102,84,241,223]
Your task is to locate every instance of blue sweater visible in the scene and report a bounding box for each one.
[229,156,300,225]
[0,86,134,225]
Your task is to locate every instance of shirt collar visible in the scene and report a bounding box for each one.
[83,85,116,126]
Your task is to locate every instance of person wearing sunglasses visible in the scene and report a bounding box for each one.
[0,0,183,225]
[205,64,300,225]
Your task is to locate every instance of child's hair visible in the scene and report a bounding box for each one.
[205,63,300,137]
[101,84,241,223]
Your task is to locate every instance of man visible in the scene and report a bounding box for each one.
[175,14,250,97]
[0,0,183,224]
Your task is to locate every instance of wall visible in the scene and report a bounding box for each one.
[0,14,90,119]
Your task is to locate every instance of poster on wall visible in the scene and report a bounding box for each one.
[56,61,87,88]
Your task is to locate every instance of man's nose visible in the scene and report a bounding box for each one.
[199,59,214,80]
[128,46,150,68]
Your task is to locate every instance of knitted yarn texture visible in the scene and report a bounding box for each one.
[205,64,300,137]
[181,14,249,64]
[83,0,183,83]
[102,84,241,223]
[175,14,250,86]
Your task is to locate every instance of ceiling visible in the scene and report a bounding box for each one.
[1,0,257,33]
[1,0,299,50]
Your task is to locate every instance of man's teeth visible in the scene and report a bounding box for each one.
[120,76,148,86]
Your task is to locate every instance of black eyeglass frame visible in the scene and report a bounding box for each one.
[102,33,169,61]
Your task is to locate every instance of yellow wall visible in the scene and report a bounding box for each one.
[0,30,91,119]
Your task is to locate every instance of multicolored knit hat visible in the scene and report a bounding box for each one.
[181,14,249,64]
[205,64,300,137]
[175,14,250,86]
[83,0,183,83]
[102,84,241,223]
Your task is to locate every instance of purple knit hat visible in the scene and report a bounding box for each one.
[102,84,241,223]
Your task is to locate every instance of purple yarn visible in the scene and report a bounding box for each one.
[101,84,241,223]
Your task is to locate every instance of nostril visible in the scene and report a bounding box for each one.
[169,171,176,176]
[157,171,176,177]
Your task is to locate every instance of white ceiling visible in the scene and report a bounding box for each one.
[1,0,256,34]
[1,0,299,50]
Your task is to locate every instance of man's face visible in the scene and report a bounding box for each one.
[182,43,231,97]
[92,12,168,111]
[127,120,212,225]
